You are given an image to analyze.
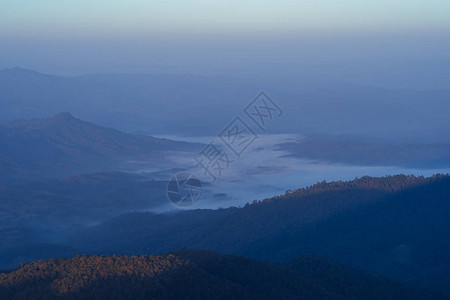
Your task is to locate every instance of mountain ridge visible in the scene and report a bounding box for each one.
[0,113,200,184]
[65,174,450,294]
[2,67,450,141]
[0,249,440,300]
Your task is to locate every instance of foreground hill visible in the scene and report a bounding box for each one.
[0,249,439,300]
[67,175,450,294]
[0,112,199,184]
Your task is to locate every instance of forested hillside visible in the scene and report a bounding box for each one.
[0,250,440,300]
[67,175,450,293]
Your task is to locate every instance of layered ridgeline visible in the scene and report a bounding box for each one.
[0,249,440,300]
[0,112,200,184]
[1,67,450,142]
[67,175,450,294]
[279,137,450,168]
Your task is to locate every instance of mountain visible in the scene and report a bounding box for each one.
[0,172,168,230]
[0,113,200,184]
[66,175,450,294]
[1,67,450,142]
[280,137,450,168]
[0,243,80,272]
[0,249,440,300]
[0,67,259,136]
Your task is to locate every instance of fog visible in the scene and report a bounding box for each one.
[150,134,450,211]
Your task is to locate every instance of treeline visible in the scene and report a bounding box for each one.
[0,250,440,299]
[65,175,450,295]
[270,174,449,202]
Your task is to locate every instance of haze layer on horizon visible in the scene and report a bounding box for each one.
[1,0,450,89]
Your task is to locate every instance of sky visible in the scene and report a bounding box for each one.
[1,0,450,37]
[0,0,449,80]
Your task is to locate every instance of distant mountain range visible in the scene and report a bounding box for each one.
[280,137,450,168]
[0,112,200,184]
[0,249,440,300]
[1,67,450,142]
[0,67,257,136]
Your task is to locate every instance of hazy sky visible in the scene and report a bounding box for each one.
[1,0,450,37]
[1,0,449,82]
